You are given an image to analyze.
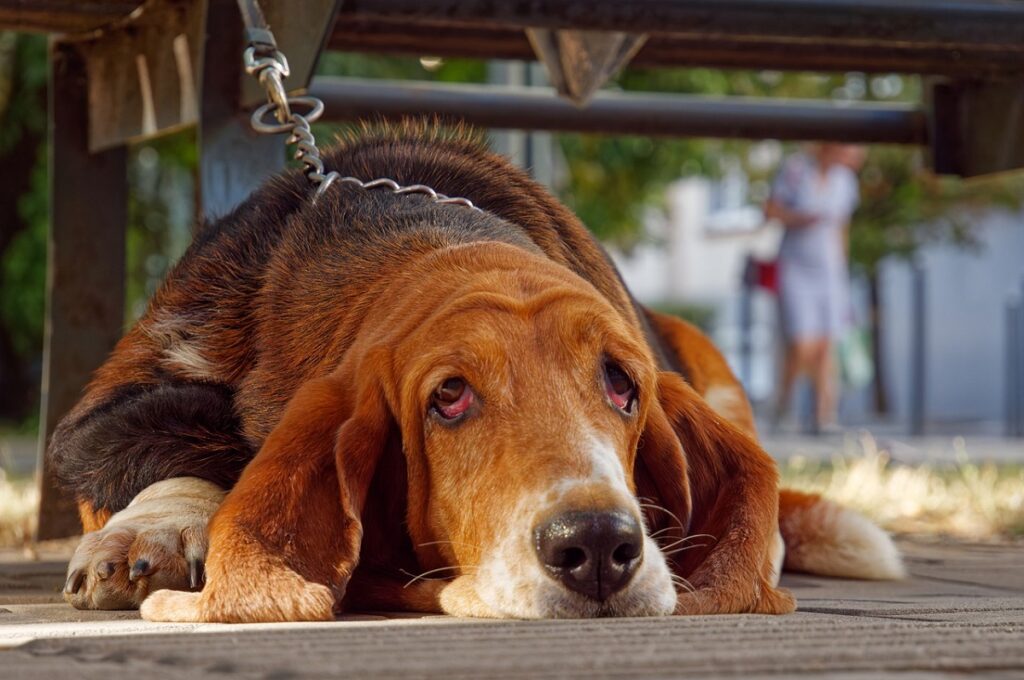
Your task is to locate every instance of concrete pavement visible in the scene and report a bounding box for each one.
[1,539,1022,678]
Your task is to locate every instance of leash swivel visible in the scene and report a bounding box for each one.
[237,0,480,210]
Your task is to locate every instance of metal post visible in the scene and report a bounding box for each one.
[1006,295,1022,437]
[909,261,927,436]
[739,255,755,391]
[1020,280,1024,436]
[1016,277,1024,437]
[36,41,128,539]
[197,0,284,217]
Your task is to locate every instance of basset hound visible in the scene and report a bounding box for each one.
[52,122,903,623]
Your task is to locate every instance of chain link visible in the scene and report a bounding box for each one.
[241,25,480,210]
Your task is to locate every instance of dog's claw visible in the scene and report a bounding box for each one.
[96,561,116,580]
[64,568,86,595]
[129,559,151,582]
[188,558,204,590]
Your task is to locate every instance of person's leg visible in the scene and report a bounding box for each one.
[775,265,816,427]
[776,338,817,428]
[812,269,848,431]
[810,337,839,431]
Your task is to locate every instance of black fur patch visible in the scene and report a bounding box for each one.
[48,382,253,513]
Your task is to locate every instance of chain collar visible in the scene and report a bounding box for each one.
[322,176,482,212]
[239,2,480,211]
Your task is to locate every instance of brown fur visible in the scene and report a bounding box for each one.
[56,121,802,621]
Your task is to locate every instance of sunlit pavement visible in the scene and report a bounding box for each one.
[1,539,1022,678]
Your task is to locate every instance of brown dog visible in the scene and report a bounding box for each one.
[51,122,903,622]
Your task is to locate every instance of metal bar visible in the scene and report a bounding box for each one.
[330,19,1024,78]
[37,40,128,540]
[739,256,755,391]
[1018,280,1024,437]
[197,0,284,218]
[310,77,927,144]
[909,261,927,437]
[1007,297,1021,437]
[339,1,1024,47]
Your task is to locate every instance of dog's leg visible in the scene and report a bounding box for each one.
[51,378,253,610]
[63,478,225,610]
[644,307,757,435]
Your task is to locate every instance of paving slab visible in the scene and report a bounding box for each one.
[0,539,1022,679]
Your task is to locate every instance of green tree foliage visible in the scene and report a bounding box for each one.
[851,146,1024,274]
[0,34,47,362]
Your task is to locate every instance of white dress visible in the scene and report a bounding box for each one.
[771,153,859,341]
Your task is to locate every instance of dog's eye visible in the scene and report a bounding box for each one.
[432,377,474,420]
[604,361,636,412]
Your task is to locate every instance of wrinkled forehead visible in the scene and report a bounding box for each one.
[404,286,647,379]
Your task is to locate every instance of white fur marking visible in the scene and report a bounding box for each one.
[162,342,218,381]
[702,384,746,422]
[443,436,676,619]
[586,434,628,486]
[769,530,785,587]
[782,498,905,581]
[144,313,219,381]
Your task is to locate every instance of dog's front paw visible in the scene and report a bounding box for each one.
[64,477,225,610]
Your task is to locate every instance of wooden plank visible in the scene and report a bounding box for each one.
[338,0,1024,47]
[71,0,204,152]
[0,1,141,33]
[36,40,127,540]
[330,18,1024,78]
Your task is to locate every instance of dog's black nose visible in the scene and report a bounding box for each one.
[534,511,643,602]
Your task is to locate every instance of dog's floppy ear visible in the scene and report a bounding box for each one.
[638,371,795,616]
[141,353,396,623]
[634,373,693,550]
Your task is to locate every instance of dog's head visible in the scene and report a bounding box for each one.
[322,242,691,618]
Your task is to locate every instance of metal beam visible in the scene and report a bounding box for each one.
[309,77,927,145]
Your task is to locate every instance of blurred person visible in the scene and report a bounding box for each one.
[765,143,866,433]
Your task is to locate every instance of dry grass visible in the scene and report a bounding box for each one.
[781,434,1024,541]
[1,434,1022,548]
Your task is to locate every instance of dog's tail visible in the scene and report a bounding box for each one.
[778,489,905,580]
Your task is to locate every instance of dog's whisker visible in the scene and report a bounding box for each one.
[669,575,697,595]
[401,565,477,588]
[658,538,698,552]
[657,533,717,551]
[638,502,687,534]
[649,526,686,539]
[662,543,712,556]
[417,540,483,551]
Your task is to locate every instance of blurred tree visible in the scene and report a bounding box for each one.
[0,33,46,424]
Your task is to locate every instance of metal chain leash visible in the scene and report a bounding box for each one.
[238,0,481,210]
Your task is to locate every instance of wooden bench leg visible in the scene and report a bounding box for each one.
[36,40,127,541]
